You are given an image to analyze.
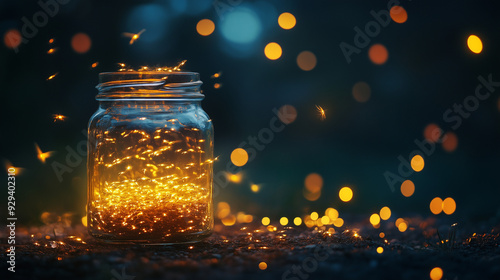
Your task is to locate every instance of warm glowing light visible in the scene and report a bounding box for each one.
[390,6,408,23]
[333,218,344,227]
[211,72,222,79]
[303,189,321,201]
[52,114,67,122]
[231,148,249,167]
[122,29,146,45]
[395,218,406,228]
[376,247,384,254]
[49,38,54,44]
[325,208,339,221]
[293,217,302,226]
[4,160,24,176]
[250,184,260,193]
[380,207,391,220]
[398,222,408,232]
[442,132,458,152]
[442,197,456,215]
[264,42,282,60]
[315,105,326,121]
[227,172,243,183]
[213,83,222,89]
[379,232,385,238]
[424,123,442,143]
[310,212,319,221]
[430,267,443,280]
[430,197,443,215]
[304,173,323,193]
[467,35,483,54]
[81,216,87,227]
[280,217,289,226]
[47,48,57,54]
[352,81,371,103]
[222,214,236,226]
[3,29,22,49]
[71,33,91,53]
[259,262,268,270]
[47,73,58,80]
[369,213,381,226]
[278,12,296,30]
[277,105,297,124]
[304,216,315,228]
[368,44,388,65]
[411,155,424,172]
[296,51,317,71]
[91,62,99,68]
[401,180,415,197]
[261,217,270,226]
[321,216,330,225]
[339,187,353,202]
[35,143,54,164]
[196,19,215,36]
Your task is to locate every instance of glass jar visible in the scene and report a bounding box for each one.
[87,71,214,244]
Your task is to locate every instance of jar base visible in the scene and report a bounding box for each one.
[89,229,212,245]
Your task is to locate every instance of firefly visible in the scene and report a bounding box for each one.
[48,38,54,44]
[4,160,24,175]
[47,73,58,80]
[211,72,222,79]
[316,105,326,120]
[52,114,67,122]
[47,48,57,54]
[214,83,222,89]
[35,143,54,164]
[122,29,146,45]
[91,62,99,68]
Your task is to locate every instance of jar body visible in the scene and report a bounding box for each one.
[87,100,213,244]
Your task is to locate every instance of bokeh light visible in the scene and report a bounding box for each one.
[320,216,330,225]
[250,184,260,192]
[293,217,302,226]
[370,213,381,226]
[411,155,425,172]
[277,105,297,124]
[339,186,353,202]
[352,81,371,103]
[303,189,321,201]
[258,262,267,270]
[261,217,270,226]
[442,197,456,215]
[398,222,408,232]
[380,206,391,220]
[325,208,339,221]
[390,6,408,23]
[228,172,243,183]
[71,33,91,54]
[376,247,384,254]
[222,214,236,226]
[3,29,22,49]
[296,51,317,71]
[442,132,458,152]
[401,180,415,197]
[231,148,249,167]
[264,42,282,60]
[196,19,215,36]
[430,197,443,215]
[430,267,443,280]
[467,35,483,54]
[424,123,442,143]
[368,44,388,65]
[278,12,296,30]
[333,218,344,227]
[310,212,318,221]
[280,217,289,226]
[221,8,262,44]
[395,218,406,228]
[379,232,385,238]
[304,173,323,193]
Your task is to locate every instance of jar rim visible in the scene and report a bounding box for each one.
[96,71,203,101]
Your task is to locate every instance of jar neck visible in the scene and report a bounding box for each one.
[98,100,202,111]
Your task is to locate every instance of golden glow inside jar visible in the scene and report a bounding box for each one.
[87,71,214,244]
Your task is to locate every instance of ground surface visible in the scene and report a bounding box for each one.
[1,217,500,280]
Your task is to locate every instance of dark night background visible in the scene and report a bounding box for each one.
[1,0,500,226]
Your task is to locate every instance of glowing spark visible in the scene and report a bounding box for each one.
[47,73,58,80]
[91,62,99,68]
[52,114,67,122]
[211,72,222,79]
[316,105,326,120]
[122,29,146,45]
[4,160,24,175]
[47,48,57,54]
[35,143,54,164]
[48,38,54,44]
